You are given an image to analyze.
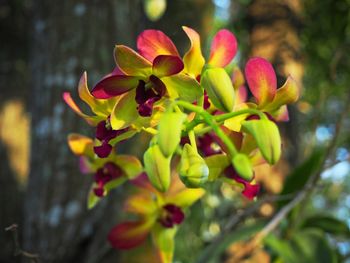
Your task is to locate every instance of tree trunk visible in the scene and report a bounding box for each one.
[24,1,142,262]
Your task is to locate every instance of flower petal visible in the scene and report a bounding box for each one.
[152,55,184,77]
[208,29,238,68]
[267,76,299,111]
[114,154,143,179]
[272,105,290,122]
[108,221,152,250]
[166,188,205,208]
[67,133,94,157]
[62,92,103,125]
[161,73,203,103]
[234,176,260,200]
[182,26,205,77]
[205,154,230,181]
[94,141,113,158]
[245,57,277,107]
[92,75,139,99]
[235,85,248,105]
[137,29,179,62]
[110,89,139,130]
[152,224,176,263]
[231,67,245,89]
[124,193,157,215]
[114,45,152,77]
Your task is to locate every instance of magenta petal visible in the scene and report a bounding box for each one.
[241,184,260,200]
[94,142,113,158]
[137,29,179,62]
[245,57,277,106]
[92,75,139,99]
[208,29,238,67]
[225,166,260,200]
[152,55,184,77]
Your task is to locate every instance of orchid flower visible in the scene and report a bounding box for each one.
[108,173,205,263]
[245,57,299,121]
[67,133,142,208]
[91,30,201,117]
[63,72,136,158]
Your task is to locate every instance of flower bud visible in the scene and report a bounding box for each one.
[201,68,235,112]
[179,144,209,188]
[232,153,253,181]
[241,119,281,164]
[157,111,186,157]
[144,144,171,192]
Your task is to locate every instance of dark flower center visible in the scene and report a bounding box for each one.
[94,118,128,158]
[159,204,185,228]
[135,75,166,117]
[93,162,123,197]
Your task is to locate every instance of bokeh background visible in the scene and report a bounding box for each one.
[0,0,349,262]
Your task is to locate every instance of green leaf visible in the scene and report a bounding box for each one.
[301,214,350,237]
[144,144,171,192]
[241,119,281,164]
[179,144,209,188]
[264,234,298,263]
[279,148,325,207]
[266,230,337,263]
[201,68,235,112]
[290,229,336,263]
[157,111,186,157]
[110,89,139,130]
[205,154,230,181]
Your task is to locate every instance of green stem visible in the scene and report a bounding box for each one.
[214,108,267,123]
[188,130,197,152]
[175,101,237,156]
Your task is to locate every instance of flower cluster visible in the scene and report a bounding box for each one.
[64,26,299,262]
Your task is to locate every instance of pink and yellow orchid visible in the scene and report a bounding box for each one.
[108,173,205,263]
[244,57,299,121]
[91,30,191,117]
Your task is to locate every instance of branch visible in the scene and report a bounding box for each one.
[195,194,294,263]
[5,224,41,263]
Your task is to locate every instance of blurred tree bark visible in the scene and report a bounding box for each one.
[246,0,304,165]
[0,1,29,262]
[24,1,143,262]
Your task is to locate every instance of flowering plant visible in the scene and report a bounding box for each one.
[63,26,298,262]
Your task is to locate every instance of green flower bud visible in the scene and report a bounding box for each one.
[179,144,209,188]
[144,144,171,192]
[232,153,253,181]
[241,119,281,164]
[157,111,186,157]
[201,68,235,112]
